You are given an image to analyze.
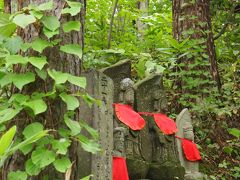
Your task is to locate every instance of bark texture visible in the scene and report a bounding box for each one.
[2,0,85,179]
[173,0,221,91]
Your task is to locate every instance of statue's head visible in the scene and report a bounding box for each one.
[183,126,194,141]
[119,78,134,105]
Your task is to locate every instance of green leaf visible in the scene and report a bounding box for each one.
[48,69,68,84]
[228,128,240,138]
[28,56,47,70]
[13,14,36,28]
[3,36,23,54]
[0,108,21,125]
[31,38,52,53]
[80,175,93,180]
[22,122,44,139]
[67,75,86,89]
[8,171,27,180]
[0,126,16,156]
[61,1,82,16]
[60,44,82,59]
[5,55,28,67]
[38,0,53,11]
[25,159,41,176]
[60,93,79,110]
[30,10,43,19]
[53,156,71,173]
[31,148,55,168]
[0,73,13,87]
[43,27,59,39]
[52,138,71,155]
[64,115,81,136]
[24,99,47,115]
[63,21,81,33]
[9,94,30,104]
[12,72,35,90]
[41,15,60,31]
[78,135,100,153]
[0,13,16,37]
[21,43,31,52]
[10,130,48,155]
[35,69,47,80]
[20,144,33,155]
[79,120,98,140]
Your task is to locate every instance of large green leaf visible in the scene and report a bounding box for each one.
[60,92,79,110]
[28,56,47,70]
[5,55,28,67]
[0,73,13,87]
[31,38,52,53]
[13,14,36,28]
[43,27,59,39]
[0,13,16,37]
[52,138,71,155]
[48,69,68,84]
[12,72,35,90]
[37,0,53,11]
[53,156,71,173]
[31,148,55,168]
[3,36,23,54]
[41,15,60,31]
[79,120,98,140]
[77,135,100,153]
[67,75,86,89]
[22,122,44,139]
[24,99,47,115]
[60,44,82,59]
[64,115,81,136]
[63,21,81,33]
[61,1,82,16]
[0,126,16,156]
[0,108,21,125]
[8,171,27,180]
[25,159,41,176]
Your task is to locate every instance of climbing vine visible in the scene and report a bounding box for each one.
[0,1,99,178]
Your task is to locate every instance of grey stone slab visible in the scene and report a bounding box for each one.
[77,70,113,180]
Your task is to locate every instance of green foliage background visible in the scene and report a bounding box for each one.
[0,0,240,179]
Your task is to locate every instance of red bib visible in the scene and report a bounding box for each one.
[114,104,145,130]
[153,113,178,135]
[182,139,201,161]
[112,157,129,180]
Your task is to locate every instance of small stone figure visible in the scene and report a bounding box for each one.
[176,108,204,180]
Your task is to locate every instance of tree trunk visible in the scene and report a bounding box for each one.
[137,0,149,37]
[173,0,221,92]
[2,0,85,179]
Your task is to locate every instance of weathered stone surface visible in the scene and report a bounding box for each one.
[134,74,184,180]
[176,108,204,180]
[101,59,131,103]
[77,70,113,180]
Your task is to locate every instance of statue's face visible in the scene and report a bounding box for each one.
[183,126,194,141]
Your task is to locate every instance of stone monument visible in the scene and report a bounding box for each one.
[134,74,185,180]
[176,108,204,180]
[77,70,114,180]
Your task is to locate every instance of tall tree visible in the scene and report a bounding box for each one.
[2,0,85,179]
[172,0,221,93]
